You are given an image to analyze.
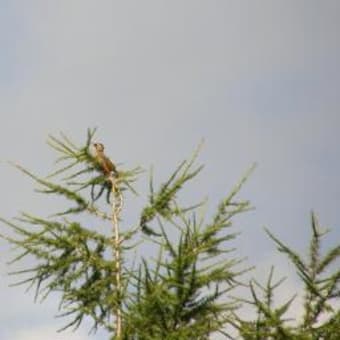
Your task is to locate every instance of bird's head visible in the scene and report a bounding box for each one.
[93,143,105,152]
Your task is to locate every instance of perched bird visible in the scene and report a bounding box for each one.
[93,143,117,176]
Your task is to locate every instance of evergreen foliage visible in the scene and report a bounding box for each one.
[233,213,340,339]
[0,129,339,339]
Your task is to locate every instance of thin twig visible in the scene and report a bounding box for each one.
[109,174,123,338]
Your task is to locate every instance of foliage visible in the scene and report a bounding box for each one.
[0,129,339,339]
[233,213,340,339]
[1,129,253,339]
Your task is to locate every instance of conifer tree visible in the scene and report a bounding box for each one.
[0,129,253,339]
[233,213,340,339]
[1,129,339,339]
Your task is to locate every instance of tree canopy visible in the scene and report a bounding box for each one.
[1,129,339,339]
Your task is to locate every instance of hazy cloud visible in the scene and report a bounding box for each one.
[1,1,339,338]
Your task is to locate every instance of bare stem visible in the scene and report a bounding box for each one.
[110,175,123,338]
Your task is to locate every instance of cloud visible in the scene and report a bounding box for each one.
[0,1,339,338]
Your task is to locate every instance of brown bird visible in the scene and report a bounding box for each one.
[93,143,117,176]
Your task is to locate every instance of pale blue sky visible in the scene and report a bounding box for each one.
[1,1,339,339]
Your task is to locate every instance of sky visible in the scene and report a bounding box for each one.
[0,1,340,339]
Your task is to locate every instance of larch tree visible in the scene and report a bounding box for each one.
[1,129,339,339]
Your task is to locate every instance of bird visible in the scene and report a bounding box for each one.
[93,143,117,176]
